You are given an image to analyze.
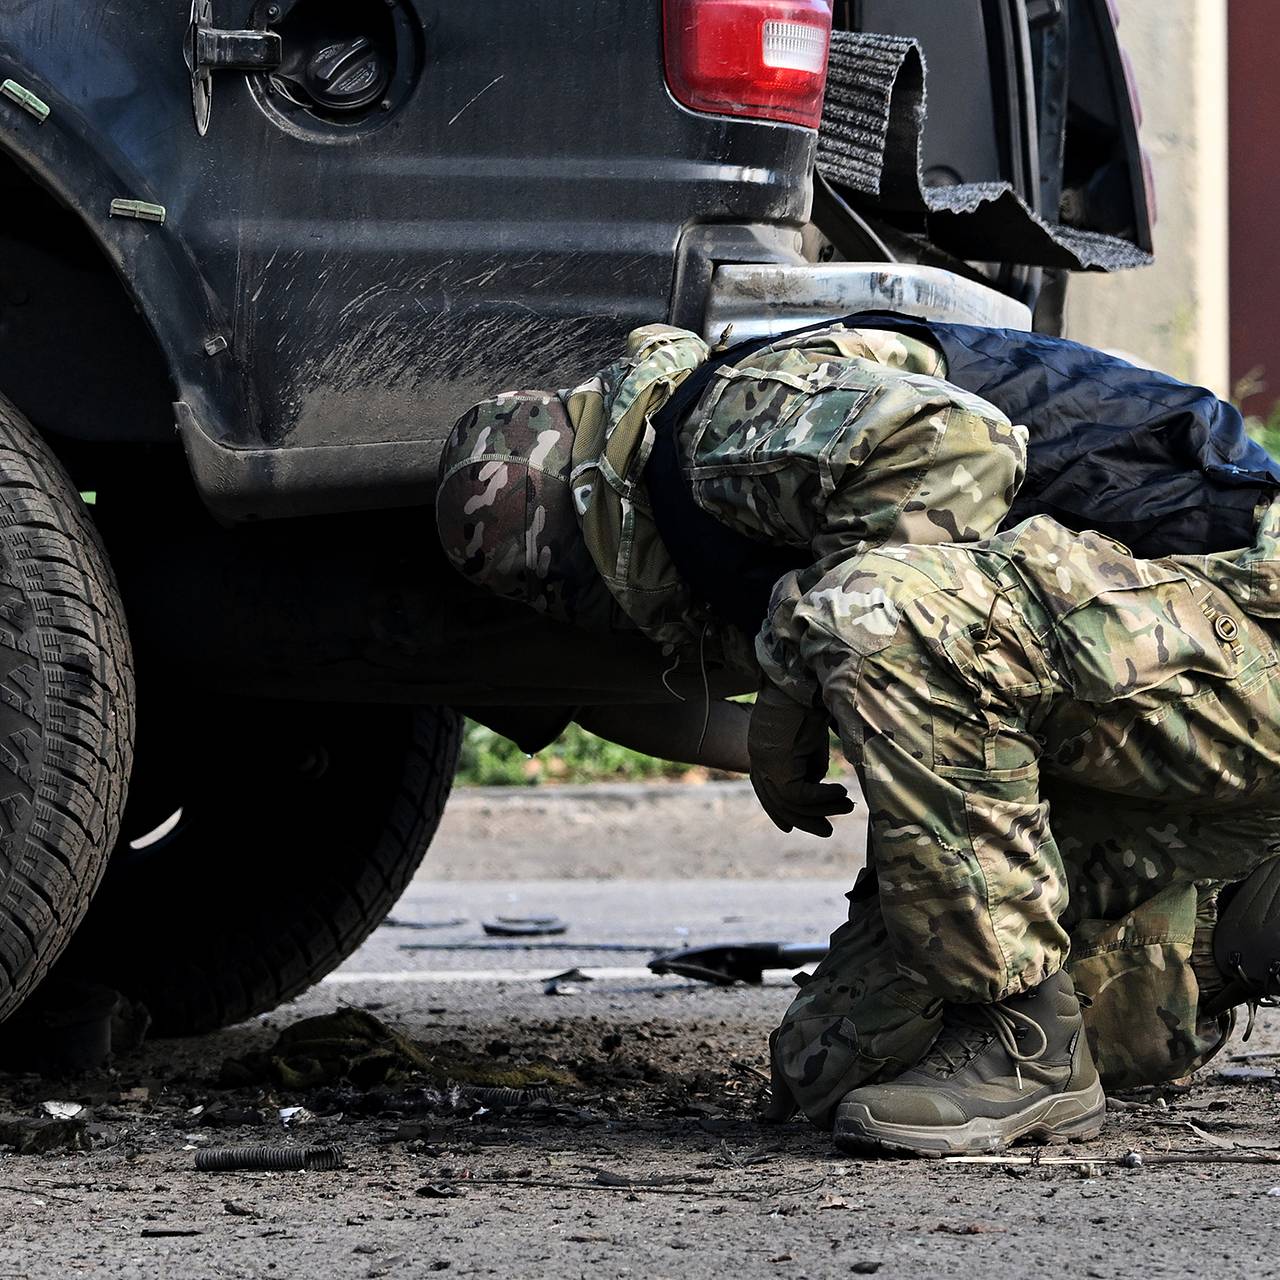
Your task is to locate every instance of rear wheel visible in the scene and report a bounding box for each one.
[0,394,134,1024]
[53,699,460,1034]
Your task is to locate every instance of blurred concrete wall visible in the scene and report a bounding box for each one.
[1065,0,1229,394]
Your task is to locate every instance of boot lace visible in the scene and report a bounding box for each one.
[918,1001,1050,1091]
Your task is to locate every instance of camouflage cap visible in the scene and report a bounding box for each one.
[436,391,616,630]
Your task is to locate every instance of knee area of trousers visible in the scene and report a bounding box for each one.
[806,553,958,672]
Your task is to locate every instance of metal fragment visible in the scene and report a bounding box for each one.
[481,915,567,938]
[382,915,468,931]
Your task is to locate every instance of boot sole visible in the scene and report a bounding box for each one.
[833,1080,1107,1159]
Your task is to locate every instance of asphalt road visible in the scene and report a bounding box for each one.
[2,784,1279,1279]
[330,876,850,989]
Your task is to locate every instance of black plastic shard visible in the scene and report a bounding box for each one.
[648,942,828,986]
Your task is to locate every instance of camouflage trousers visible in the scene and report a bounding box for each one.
[772,531,1280,1126]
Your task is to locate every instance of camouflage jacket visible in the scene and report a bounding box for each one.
[438,320,1027,699]
[571,322,1026,699]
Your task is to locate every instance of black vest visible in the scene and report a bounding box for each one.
[644,311,1280,632]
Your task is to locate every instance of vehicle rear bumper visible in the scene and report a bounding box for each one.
[700,261,1032,342]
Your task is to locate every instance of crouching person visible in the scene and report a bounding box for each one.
[435,320,1024,779]
[436,312,1280,1158]
[766,503,1280,1156]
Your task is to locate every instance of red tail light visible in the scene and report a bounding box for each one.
[663,0,834,130]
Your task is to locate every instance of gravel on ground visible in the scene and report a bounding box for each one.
[1,783,1277,1279]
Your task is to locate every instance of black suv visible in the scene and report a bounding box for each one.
[0,0,1148,1038]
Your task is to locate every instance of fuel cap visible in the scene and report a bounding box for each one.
[304,36,389,110]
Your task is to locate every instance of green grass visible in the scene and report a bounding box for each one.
[1247,413,1280,463]
[456,718,720,787]
[1238,374,1280,461]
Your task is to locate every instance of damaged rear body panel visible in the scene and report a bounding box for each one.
[1,0,813,519]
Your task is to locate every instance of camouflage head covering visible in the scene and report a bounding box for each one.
[436,391,616,630]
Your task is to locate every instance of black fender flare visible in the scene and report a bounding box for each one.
[0,56,254,451]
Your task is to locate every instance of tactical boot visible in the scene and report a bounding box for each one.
[833,970,1105,1158]
[1205,857,1280,1029]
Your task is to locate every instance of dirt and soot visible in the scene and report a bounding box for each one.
[0,792,1278,1278]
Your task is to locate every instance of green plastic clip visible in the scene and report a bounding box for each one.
[110,199,167,226]
[0,79,50,123]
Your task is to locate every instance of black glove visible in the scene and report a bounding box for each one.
[748,682,853,838]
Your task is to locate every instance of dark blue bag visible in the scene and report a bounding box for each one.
[645,312,1280,632]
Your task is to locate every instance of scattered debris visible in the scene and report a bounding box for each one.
[709,1141,774,1170]
[39,1102,84,1121]
[944,1149,1280,1169]
[1109,1082,1194,1101]
[415,1183,465,1199]
[0,1183,78,1203]
[0,1117,90,1155]
[1105,1097,1156,1112]
[648,942,826,985]
[221,1009,434,1089]
[382,917,469,931]
[390,1120,444,1146]
[583,1166,714,1188]
[194,1145,345,1172]
[482,916,568,938]
[1147,1119,1236,1149]
[199,1103,273,1128]
[459,1085,554,1109]
[452,1174,742,1198]
[1216,1065,1278,1083]
[278,1107,316,1127]
[544,968,592,997]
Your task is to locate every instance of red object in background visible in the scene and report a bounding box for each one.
[663,0,833,129]
[1229,0,1280,412]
